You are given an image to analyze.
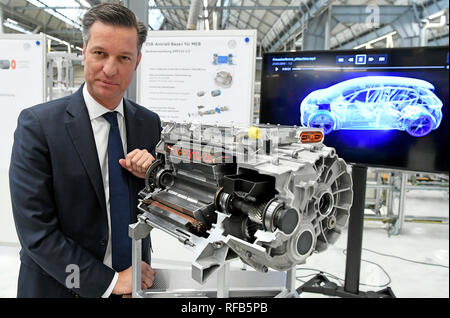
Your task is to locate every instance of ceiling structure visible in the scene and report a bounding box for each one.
[0,0,448,53]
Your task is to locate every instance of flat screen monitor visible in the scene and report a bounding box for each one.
[260,47,449,174]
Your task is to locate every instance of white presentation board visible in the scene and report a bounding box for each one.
[0,34,46,172]
[0,34,46,243]
[137,30,257,125]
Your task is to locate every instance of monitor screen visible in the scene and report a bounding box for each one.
[260,47,449,174]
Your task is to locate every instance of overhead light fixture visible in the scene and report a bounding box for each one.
[78,0,91,8]
[70,44,83,52]
[26,1,82,30]
[428,10,445,20]
[6,18,19,25]
[3,21,32,34]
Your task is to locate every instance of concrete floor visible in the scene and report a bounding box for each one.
[0,189,448,298]
[297,221,449,298]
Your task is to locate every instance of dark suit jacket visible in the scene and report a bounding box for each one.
[9,84,161,298]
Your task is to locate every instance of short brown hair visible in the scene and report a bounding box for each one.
[82,3,147,54]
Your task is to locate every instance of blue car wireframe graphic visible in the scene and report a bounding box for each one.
[300,76,443,137]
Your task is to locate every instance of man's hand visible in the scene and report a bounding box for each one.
[112,261,156,295]
[119,148,154,179]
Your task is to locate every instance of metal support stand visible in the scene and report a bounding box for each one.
[276,267,299,298]
[216,262,230,298]
[129,214,297,298]
[297,164,396,298]
[391,172,408,235]
[365,170,448,235]
[129,217,153,298]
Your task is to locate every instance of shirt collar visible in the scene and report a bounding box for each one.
[82,83,125,120]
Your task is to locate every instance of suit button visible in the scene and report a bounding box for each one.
[99,239,107,246]
[70,290,80,298]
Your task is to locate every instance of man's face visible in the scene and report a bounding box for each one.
[83,21,141,109]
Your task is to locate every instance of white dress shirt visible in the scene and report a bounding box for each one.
[82,84,127,298]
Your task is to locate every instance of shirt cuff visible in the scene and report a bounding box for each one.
[101,272,119,298]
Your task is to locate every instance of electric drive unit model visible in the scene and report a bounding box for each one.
[134,122,353,284]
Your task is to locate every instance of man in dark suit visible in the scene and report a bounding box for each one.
[9,3,159,298]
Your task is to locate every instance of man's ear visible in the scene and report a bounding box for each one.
[135,52,142,70]
[82,43,86,66]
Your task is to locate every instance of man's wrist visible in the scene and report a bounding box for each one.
[101,272,119,298]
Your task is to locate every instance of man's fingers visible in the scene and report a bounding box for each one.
[146,265,156,277]
[140,154,155,174]
[142,262,156,277]
[136,153,151,174]
[141,276,153,289]
[125,148,140,170]
[140,158,152,174]
[121,149,155,178]
[141,262,155,289]
[118,158,128,170]
[130,149,146,172]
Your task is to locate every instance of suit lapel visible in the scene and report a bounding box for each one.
[123,99,143,152]
[123,99,145,222]
[65,86,107,215]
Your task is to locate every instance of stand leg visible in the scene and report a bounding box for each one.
[395,172,408,235]
[286,267,296,294]
[217,262,230,298]
[129,215,153,298]
[132,237,142,298]
[344,164,367,295]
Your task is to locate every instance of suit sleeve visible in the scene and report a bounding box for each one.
[9,108,115,298]
[150,112,162,158]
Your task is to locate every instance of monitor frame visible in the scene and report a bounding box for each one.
[260,46,449,174]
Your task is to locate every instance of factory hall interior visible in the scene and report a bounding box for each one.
[0,0,448,301]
